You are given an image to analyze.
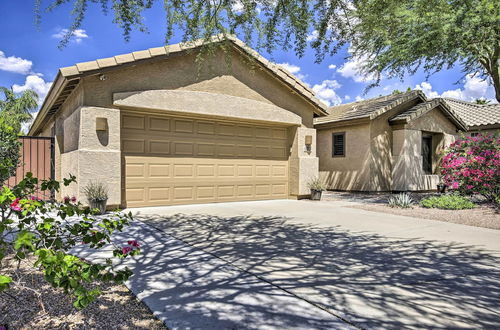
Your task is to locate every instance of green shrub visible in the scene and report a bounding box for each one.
[421,194,475,210]
[388,192,414,208]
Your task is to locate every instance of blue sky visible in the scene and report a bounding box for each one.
[0,0,496,113]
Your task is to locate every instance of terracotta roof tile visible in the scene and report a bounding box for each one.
[314,91,425,125]
[441,98,500,128]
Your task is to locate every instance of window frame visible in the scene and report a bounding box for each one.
[332,132,346,158]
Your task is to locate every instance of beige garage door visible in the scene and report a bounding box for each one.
[121,111,290,207]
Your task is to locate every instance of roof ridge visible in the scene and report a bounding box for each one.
[441,97,499,107]
[328,90,423,110]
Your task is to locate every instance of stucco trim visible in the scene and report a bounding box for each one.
[113,90,302,126]
[314,117,370,130]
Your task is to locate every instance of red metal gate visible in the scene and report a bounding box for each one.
[5,136,55,200]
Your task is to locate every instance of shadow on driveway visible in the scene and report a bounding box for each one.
[135,212,500,329]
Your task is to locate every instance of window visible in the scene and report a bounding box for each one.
[332,132,345,157]
[470,132,479,137]
[421,135,433,174]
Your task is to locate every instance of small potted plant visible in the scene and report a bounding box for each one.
[83,181,109,214]
[308,177,326,200]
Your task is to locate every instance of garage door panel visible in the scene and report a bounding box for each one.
[122,112,289,207]
[122,139,145,153]
[149,116,170,131]
[173,142,194,155]
[122,114,145,130]
[149,140,170,154]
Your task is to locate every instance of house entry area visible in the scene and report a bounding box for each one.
[121,111,290,207]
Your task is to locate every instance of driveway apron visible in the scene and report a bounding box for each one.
[132,200,500,329]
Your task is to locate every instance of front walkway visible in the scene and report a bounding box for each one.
[73,200,500,329]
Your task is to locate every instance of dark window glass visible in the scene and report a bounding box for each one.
[422,135,432,174]
[332,132,345,157]
[471,132,479,137]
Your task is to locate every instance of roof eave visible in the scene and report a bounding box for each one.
[28,71,65,135]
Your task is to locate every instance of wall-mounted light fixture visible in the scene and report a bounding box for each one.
[305,135,313,154]
[96,117,108,131]
[99,74,108,81]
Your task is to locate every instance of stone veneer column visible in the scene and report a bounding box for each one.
[288,126,319,198]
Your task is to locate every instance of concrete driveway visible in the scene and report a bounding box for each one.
[75,199,500,329]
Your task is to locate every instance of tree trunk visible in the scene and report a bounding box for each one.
[492,66,500,103]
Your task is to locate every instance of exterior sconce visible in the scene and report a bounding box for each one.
[305,135,313,154]
[96,117,108,131]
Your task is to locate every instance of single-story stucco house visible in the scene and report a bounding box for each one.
[28,35,500,206]
[315,92,500,192]
[28,35,328,208]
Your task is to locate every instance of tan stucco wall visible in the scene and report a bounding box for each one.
[317,123,372,191]
[37,47,321,204]
[56,106,121,207]
[317,104,461,192]
[289,127,318,196]
[465,128,500,136]
[407,108,458,134]
[81,50,318,128]
[392,107,457,191]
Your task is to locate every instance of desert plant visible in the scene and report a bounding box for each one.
[388,192,414,208]
[421,194,475,210]
[440,133,500,201]
[307,177,326,191]
[83,181,109,202]
[0,174,138,309]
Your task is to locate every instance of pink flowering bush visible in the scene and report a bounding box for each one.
[440,133,500,199]
[1,173,140,309]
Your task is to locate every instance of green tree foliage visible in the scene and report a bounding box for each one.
[34,1,500,101]
[352,0,500,102]
[0,119,21,183]
[0,87,38,133]
[475,98,491,104]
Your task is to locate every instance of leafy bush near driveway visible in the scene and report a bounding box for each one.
[388,192,414,208]
[1,175,139,309]
[421,194,475,210]
[440,133,500,200]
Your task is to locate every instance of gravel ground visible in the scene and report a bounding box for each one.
[0,253,166,330]
[322,191,500,230]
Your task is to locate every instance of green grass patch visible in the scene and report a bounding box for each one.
[421,195,475,210]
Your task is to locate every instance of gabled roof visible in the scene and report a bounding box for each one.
[29,34,327,135]
[390,99,467,131]
[314,90,426,126]
[441,98,500,128]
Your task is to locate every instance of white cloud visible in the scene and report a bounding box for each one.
[415,81,439,98]
[231,1,262,14]
[344,95,351,101]
[328,64,337,70]
[278,62,301,74]
[52,28,89,44]
[415,74,496,102]
[312,79,342,106]
[307,30,319,42]
[0,51,32,74]
[337,54,376,83]
[355,95,364,102]
[12,74,52,106]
